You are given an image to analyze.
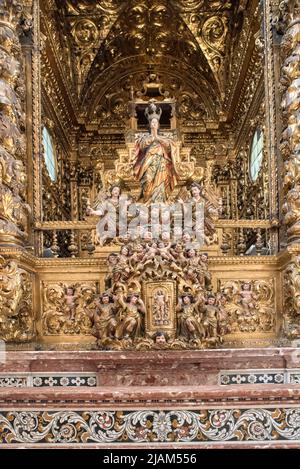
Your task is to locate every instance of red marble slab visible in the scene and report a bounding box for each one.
[0,348,298,386]
[1,384,300,408]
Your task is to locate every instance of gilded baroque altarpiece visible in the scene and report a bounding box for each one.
[0,0,299,352]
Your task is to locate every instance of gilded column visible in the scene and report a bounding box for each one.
[20,2,34,244]
[278,1,300,245]
[0,0,30,246]
[275,1,300,341]
[0,1,35,343]
[282,248,300,341]
[264,0,280,253]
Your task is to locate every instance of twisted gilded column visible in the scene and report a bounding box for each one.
[0,2,35,343]
[0,0,30,246]
[275,1,300,339]
[279,1,300,244]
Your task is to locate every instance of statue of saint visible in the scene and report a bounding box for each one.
[134,103,177,204]
[115,293,145,340]
[86,184,124,245]
[153,289,170,326]
[87,292,117,340]
[176,293,204,341]
[178,182,219,245]
[202,295,220,341]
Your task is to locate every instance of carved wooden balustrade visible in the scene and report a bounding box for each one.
[34,219,278,258]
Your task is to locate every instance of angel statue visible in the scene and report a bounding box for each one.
[178,182,219,246]
[87,292,117,341]
[201,295,220,342]
[134,103,178,204]
[176,292,204,341]
[115,293,146,340]
[86,184,130,245]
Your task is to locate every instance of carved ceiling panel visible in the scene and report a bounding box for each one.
[171,0,241,94]
[43,1,254,120]
[89,71,216,128]
[40,0,261,160]
[79,0,220,118]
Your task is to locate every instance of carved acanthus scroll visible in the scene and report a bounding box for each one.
[283,255,300,338]
[0,257,35,342]
[221,279,275,334]
[42,282,98,335]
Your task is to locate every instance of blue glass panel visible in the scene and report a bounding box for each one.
[42,127,57,181]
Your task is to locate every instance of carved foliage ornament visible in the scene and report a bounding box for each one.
[91,72,214,127]
[273,0,300,33]
[2,408,300,444]
[283,255,300,339]
[0,0,29,240]
[196,14,229,82]
[64,0,125,15]
[42,282,98,335]
[221,279,275,334]
[80,0,219,109]
[0,257,35,342]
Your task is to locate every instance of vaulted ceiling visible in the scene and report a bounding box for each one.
[40,0,262,159]
[43,1,256,113]
[59,0,238,100]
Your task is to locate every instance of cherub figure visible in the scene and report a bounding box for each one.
[239,282,257,311]
[185,248,200,269]
[202,295,220,341]
[199,252,211,288]
[86,184,122,245]
[216,292,228,335]
[64,286,78,320]
[199,252,209,270]
[161,231,171,243]
[178,182,219,246]
[114,245,132,281]
[130,243,145,269]
[119,245,131,270]
[152,330,169,348]
[182,230,193,246]
[142,230,153,243]
[171,242,187,268]
[184,248,200,281]
[140,241,159,269]
[154,331,167,344]
[157,241,177,263]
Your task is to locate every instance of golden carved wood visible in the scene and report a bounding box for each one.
[0,0,299,349]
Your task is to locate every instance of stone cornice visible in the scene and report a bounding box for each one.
[1,245,297,268]
[0,384,300,407]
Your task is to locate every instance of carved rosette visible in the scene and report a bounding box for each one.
[0,0,29,244]
[278,1,300,244]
